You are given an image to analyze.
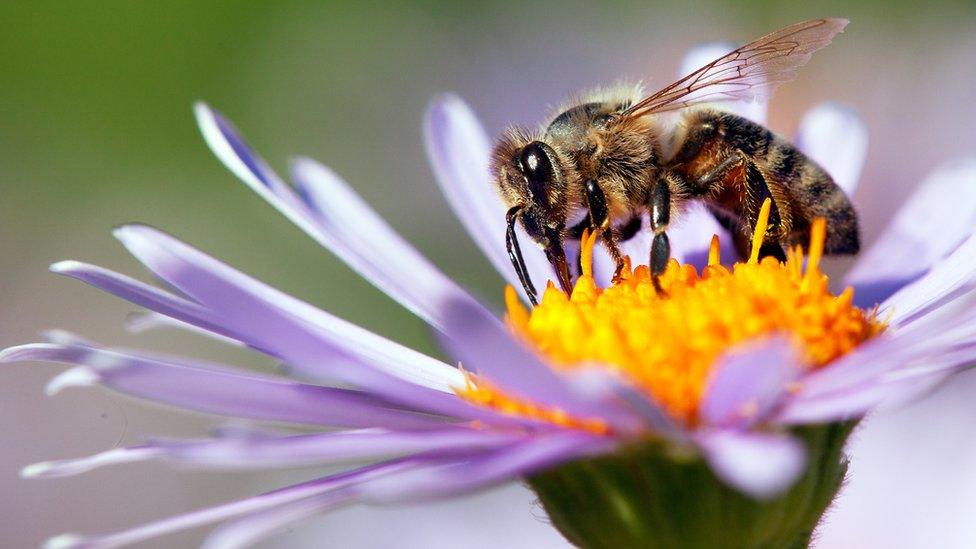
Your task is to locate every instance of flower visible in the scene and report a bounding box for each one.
[7,42,976,548]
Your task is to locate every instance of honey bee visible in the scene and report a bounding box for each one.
[493,18,858,304]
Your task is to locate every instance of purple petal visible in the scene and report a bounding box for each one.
[357,432,614,502]
[438,298,644,433]
[794,102,868,196]
[846,158,976,307]
[290,157,489,332]
[882,227,976,327]
[195,103,485,332]
[776,370,951,425]
[700,337,802,428]
[423,94,551,301]
[23,427,523,478]
[203,433,614,548]
[126,311,245,347]
[42,458,419,549]
[201,492,350,549]
[668,204,738,269]
[1,343,449,430]
[778,343,976,425]
[565,366,685,440]
[679,42,768,125]
[695,429,806,499]
[113,224,465,392]
[32,259,552,425]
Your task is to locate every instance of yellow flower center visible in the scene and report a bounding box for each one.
[457,201,885,432]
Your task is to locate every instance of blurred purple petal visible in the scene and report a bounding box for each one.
[21,447,160,480]
[779,343,976,425]
[196,103,483,332]
[695,429,806,499]
[777,371,949,425]
[290,157,489,332]
[358,432,613,502]
[24,428,524,477]
[846,158,976,307]
[201,492,350,549]
[669,204,737,269]
[567,367,685,440]
[1,343,449,430]
[43,458,418,549]
[679,42,768,125]
[701,337,802,428]
[423,94,551,301]
[882,226,976,327]
[794,102,868,196]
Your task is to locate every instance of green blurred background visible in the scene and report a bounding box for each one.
[2,1,975,547]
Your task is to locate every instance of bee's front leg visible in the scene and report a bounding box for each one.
[583,179,626,281]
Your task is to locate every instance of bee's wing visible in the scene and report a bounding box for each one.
[620,18,848,118]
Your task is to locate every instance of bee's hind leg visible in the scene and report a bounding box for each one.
[584,179,626,281]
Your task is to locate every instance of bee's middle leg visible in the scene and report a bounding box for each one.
[648,177,672,295]
[584,179,626,281]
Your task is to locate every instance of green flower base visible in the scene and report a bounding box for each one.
[527,424,853,549]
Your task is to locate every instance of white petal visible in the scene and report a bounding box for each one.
[696,429,806,499]
[846,157,976,306]
[794,102,868,196]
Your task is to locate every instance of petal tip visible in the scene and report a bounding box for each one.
[46,366,100,396]
[49,260,83,274]
[43,534,86,549]
[21,460,55,479]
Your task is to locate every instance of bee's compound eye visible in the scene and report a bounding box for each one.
[518,141,554,198]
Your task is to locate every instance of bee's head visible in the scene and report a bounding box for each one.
[491,131,573,302]
[491,131,568,241]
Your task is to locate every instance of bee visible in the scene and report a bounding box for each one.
[492,18,859,304]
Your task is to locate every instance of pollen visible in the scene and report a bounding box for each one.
[458,200,885,429]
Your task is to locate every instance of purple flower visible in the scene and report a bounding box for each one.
[7,42,976,548]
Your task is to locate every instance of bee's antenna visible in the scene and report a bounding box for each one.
[506,206,538,306]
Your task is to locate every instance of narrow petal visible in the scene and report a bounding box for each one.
[881,226,976,327]
[290,157,489,332]
[1,343,449,430]
[794,102,868,196]
[23,428,523,477]
[695,429,806,499]
[846,158,976,307]
[776,370,950,425]
[203,433,614,548]
[126,311,245,347]
[438,298,644,433]
[42,459,418,549]
[700,336,802,428]
[679,42,768,125]
[778,344,976,425]
[423,94,551,300]
[195,102,485,331]
[22,447,161,479]
[201,492,349,549]
[357,432,614,502]
[113,224,465,393]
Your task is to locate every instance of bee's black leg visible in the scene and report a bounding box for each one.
[695,151,787,262]
[505,206,538,305]
[649,178,672,295]
[584,179,625,280]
